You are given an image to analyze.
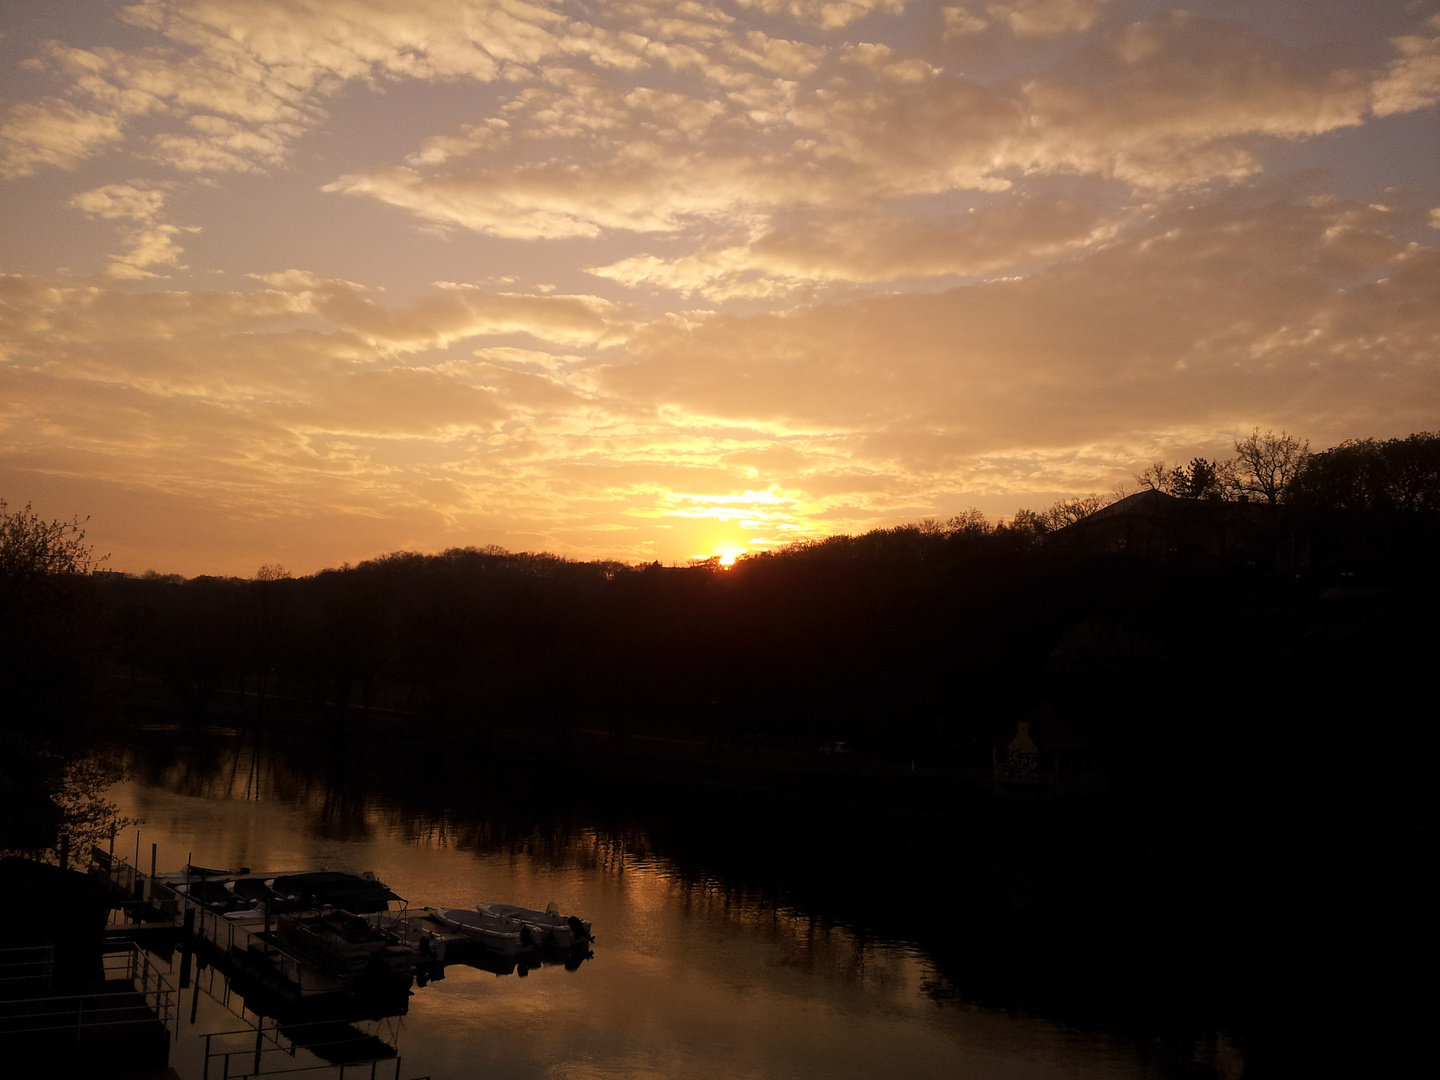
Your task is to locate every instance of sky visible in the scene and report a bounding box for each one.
[2,0,1437,577]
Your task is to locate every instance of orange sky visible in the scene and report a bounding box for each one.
[2,0,1438,576]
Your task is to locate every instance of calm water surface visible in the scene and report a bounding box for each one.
[106,734,1244,1080]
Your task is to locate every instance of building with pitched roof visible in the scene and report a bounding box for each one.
[991,707,1105,794]
[1048,489,1277,568]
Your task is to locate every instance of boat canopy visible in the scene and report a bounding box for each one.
[271,872,404,913]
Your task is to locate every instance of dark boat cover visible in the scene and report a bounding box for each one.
[270,872,403,913]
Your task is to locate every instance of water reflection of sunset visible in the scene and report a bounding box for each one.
[107,751,1236,1080]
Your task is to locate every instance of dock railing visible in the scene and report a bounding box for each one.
[0,941,177,1045]
[0,944,54,998]
[92,846,141,900]
[92,849,337,1000]
[203,1023,428,1080]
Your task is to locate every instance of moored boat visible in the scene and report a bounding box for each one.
[267,909,417,983]
[186,862,250,877]
[365,909,451,965]
[270,871,402,915]
[175,878,248,914]
[475,902,592,949]
[435,906,535,955]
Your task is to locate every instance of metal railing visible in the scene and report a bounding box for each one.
[180,897,338,999]
[92,847,140,898]
[105,941,176,1016]
[0,941,176,1044]
[203,1024,426,1080]
[92,851,330,1000]
[84,852,430,1080]
[0,944,54,996]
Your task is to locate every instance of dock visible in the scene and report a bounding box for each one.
[91,851,378,1012]
[2,851,473,1080]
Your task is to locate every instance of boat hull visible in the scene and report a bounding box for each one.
[435,908,533,955]
[476,903,592,950]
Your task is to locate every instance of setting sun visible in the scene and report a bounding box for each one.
[715,545,747,567]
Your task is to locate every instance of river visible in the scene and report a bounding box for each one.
[103,729,1248,1080]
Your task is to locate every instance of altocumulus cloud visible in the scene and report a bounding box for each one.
[0,0,1436,574]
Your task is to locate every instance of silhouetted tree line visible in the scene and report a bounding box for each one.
[72,431,1433,804]
[6,430,1436,835]
[1135,428,1314,504]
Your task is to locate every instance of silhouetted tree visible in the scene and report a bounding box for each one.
[0,499,122,860]
[1002,507,1050,538]
[0,499,106,724]
[1038,494,1112,532]
[1232,428,1308,505]
[1135,461,1174,492]
[1167,457,1229,499]
[0,499,103,582]
[1290,433,1440,515]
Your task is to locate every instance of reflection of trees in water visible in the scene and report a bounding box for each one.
[638,861,908,989]
[314,784,372,842]
[116,731,1051,949]
[386,804,908,990]
[128,734,229,799]
[381,809,630,871]
[225,726,264,801]
[126,729,375,840]
[306,740,373,842]
[121,727,1250,1066]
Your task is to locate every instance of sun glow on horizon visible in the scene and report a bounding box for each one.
[714,543,747,567]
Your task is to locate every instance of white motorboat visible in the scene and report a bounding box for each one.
[476,902,592,949]
[435,906,535,955]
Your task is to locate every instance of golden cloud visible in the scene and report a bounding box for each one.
[603,194,1440,458]
[1370,19,1440,115]
[3,2,1437,575]
[733,0,907,30]
[0,99,127,178]
[1014,12,1371,189]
